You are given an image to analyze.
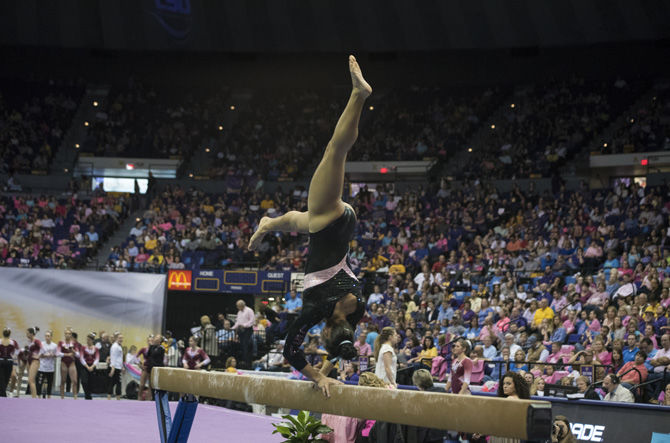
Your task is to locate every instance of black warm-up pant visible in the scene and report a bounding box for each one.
[108,368,122,396]
[36,371,54,398]
[80,368,94,400]
[238,327,253,368]
[0,359,12,397]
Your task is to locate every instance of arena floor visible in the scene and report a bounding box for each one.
[1,398,284,442]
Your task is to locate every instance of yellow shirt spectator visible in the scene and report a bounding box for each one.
[389,263,406,275]
[532,306,554,328]
[371,254,389,269]
[145,237,158,251]
[405,301,418,321]
[418,346,438,360]
[149,254,164,265]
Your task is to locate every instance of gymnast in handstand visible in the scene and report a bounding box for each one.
[249,55,372,397]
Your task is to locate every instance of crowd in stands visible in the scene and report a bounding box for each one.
[83,78,231,159]
[0,189,128,269]
[465,77,645,179]
[298,177,668,405]
[204,86,503,181]
[125,175,670,406]
[323,177,668,404]
[602,81,670,154]
[103,185,256,272]
[355,86,503,162]
[0,78,83,175]
[1,75,665,182]
[79,75,667,182]
[7,173,670,410]
[188,77,661,181]
[205,90,341,182]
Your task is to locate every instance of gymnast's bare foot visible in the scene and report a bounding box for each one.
[349,55,372,98]
[248,216,271,251]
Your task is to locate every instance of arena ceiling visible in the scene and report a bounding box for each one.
[1,0,668,52]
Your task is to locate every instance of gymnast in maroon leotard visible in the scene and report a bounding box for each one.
[182,336,210,370]
[0,328,19,397]
[58,328,79,399]
[26,327,42,398]
[445,339,473,395]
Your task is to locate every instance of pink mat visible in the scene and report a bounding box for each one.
[1,398,284,442]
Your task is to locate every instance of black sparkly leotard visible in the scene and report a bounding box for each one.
[283,207,365,371]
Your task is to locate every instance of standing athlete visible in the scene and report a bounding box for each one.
[249,55,372,396]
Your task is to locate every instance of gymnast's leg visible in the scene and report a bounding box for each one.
[28,360,39,398]
[307,55,371,232]
[248,55,371,251]
[68,362,78,399]
[248,211,310,250]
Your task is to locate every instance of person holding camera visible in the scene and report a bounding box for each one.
[551,415,576,443]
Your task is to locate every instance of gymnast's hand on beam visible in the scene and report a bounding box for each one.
[314,376,342,398]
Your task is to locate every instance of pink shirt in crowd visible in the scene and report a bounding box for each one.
[232,306,255,329]
[320,414,361,443]
[597,350,612,366]
[355,341,372,356]
[563,319,575,334]
[654,347,670,373]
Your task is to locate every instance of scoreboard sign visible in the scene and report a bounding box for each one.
[168,269,290,294]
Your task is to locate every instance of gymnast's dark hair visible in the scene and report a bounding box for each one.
[497,371,531,399]
[27,326,39,336]
[3,327,10,338]
[324,318,358,361]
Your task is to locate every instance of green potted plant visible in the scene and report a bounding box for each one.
[272,410,333,442]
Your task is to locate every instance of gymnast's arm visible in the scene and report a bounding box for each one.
[283,307,342,397]
[382,351,397,388]
[460,358,472,394]
[319,359,335,378]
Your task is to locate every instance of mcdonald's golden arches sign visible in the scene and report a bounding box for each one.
[167,270,192,291]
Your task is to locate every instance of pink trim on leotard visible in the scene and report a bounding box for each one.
[303,254,358,290]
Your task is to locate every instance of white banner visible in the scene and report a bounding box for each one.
[0,268,165,350]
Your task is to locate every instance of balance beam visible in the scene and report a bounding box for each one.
[152,368,551,440]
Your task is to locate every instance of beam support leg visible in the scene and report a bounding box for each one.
[168,394,199,443]
[155,390,172,443]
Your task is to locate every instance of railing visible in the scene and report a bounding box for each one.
[198,327,269,368]
[626,366,665,402]
[480,359,614,381]
[165,347,182,368]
